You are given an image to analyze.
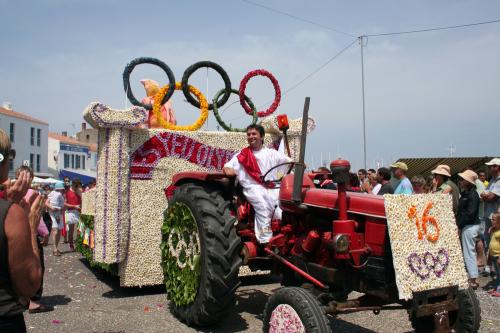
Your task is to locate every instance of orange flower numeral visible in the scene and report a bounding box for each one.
[407,202,440,243]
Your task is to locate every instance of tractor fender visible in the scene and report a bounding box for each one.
[166,171,234,201]
[171,171,231,186]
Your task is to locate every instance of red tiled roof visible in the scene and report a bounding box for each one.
[0,107,48,125]
[48,132,91,147]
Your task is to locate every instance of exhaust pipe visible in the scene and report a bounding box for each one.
[292,97,310,204]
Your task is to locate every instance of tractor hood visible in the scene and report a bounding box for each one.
[279,174,386,218]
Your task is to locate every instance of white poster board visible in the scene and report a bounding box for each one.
[384,194,468,300]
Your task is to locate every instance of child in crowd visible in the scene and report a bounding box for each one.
[489,212,500,296]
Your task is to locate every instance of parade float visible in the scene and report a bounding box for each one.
[76,58,314,287]
[78,58,480,332]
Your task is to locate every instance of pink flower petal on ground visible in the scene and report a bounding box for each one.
[144,306,150,312]
[51,320,62,324]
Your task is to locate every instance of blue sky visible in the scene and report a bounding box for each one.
[1,0,499,170]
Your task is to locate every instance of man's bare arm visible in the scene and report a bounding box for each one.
[4,204,42,299]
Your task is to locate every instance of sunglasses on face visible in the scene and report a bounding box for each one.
[2,149,15,160]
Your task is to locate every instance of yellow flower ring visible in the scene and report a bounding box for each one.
[153,82,209,131]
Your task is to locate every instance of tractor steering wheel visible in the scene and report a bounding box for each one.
[261,161,296,186]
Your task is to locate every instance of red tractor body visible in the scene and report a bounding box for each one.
[169,160,391,294]
[162,99,479,332]
[166,157,480,332]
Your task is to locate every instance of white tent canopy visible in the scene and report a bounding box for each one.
[32,177,63,185]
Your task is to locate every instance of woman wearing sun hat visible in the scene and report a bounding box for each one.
[431,164,459,214]
[456,169,481,289]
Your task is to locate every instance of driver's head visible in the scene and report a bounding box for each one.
[246,124,265,150]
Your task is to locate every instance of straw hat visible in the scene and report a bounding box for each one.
[390,162,408,171]
[431,164,451,177]
[458,170,478,185]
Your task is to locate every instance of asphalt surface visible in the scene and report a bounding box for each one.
[25,242,500,333]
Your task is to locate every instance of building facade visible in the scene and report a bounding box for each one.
[76,122,98,145]
[48,132,97,183]
[0,104,49,178]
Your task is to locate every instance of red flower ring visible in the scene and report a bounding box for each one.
[239,69,281,118]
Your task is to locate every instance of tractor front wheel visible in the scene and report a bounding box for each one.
[161,183,242,326]
[262,287,331,333]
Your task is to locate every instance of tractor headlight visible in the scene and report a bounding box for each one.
[333,234,350,253]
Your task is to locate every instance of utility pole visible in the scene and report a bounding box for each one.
[448,144,456,157]
[359,35,367,169]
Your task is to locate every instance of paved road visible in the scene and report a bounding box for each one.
[25,242,499,333]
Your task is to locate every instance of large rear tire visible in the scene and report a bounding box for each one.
[161,183,242,326]
[263,287,331,333]
[410,287,481,333]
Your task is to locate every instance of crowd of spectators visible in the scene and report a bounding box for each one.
[313,157,500,295]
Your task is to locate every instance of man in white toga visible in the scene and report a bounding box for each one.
[223,124,291,244]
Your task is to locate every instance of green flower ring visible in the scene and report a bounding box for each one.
[212,88,258,132]
[161,202,201,306]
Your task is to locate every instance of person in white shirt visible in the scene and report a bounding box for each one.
[45,183,65,256]
[223,124,291,244]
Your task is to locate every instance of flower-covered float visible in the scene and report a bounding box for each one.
[77,58,480,332]
[77,58,315,287]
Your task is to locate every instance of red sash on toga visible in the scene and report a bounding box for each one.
[237,147,275,188]
[237,147,264,185]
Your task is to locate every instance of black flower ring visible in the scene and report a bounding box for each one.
[123,57,176,110]
[181,61,232,110]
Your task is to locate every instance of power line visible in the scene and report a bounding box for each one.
[240,0,355,37]
[241,0,500,39]
[365,18,500,37]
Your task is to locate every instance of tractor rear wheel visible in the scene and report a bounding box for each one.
[410,287,481,333]
[161,183,242,326]
[262,287,331,333]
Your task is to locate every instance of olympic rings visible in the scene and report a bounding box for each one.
[239,69,281,118]
[153,82,209,131]
[212,89,258,132]
[181,61,232,110]
[123,57,176,110]
[123,58,282,131]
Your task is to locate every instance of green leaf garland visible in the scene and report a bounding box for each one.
[75,214,118,275]
[161,202,201,306]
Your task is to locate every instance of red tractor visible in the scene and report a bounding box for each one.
[160,100,480,332]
